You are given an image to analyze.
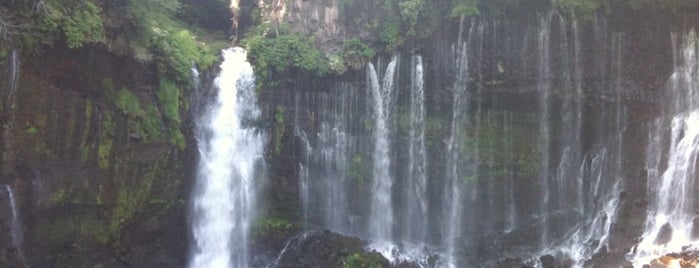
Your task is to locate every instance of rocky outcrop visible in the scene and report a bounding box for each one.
[270,230,389,268]
[644,250,699,268]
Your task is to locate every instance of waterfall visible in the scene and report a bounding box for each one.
[294,82,362,235]
[537,12,553,247]
[403,55,428,243]
[2,185,23,259]
[8,50,19,99]
[190,48,264,268]
[368,56,398,243]
[443,29,471,268]
[633,29,699,265]
[2,49,19,172]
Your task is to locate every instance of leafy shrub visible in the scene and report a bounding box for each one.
[61,1,104,48]
[243,24,330,87]
[342,38,376,70]
[115,89,144,117]
[157,79,181,125]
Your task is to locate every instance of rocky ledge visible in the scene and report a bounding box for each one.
[643,250,699,268]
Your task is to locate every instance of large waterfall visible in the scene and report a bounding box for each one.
[368,56,398,244]
[288,13,636,267]
[190,48,264,268]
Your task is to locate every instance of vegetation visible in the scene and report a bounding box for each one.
[252,217,297,236]
[272,106,286,156]
[0,0,229,151]
[242,24,330,87]
[343,253,386,268]
[458,112,540,182]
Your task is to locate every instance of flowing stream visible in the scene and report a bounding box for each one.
[190,48,264,268]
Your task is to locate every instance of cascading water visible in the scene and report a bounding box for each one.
[289,12,634,268]
[443,26,471,268]
[537,12,553,247]
[633,29,699,265]
[368,56,398,245]
[8,49,18,99]
[190,48,264,268]
[402,55,428,244]
[2,185,23,259]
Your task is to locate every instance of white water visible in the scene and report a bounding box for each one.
[403,55,428,243]
[537,12,553,248]
[633,29,699,266]
[443,30,471,268]
[190,48,264,268]
[368,56,398,243]
[8,49,19,98]
[3,185,23,255]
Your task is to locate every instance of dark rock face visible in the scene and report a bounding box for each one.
[0,44,193,267]
[255,9,699,268]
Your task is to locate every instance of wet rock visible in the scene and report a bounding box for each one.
[691,217,699,240]
[272,230,391,268]
[540,254,555,268]
[644,249,699,268]
[486,257,536,268]
[655,223,673,245]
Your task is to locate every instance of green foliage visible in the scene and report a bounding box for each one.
[126,0,182,36]
[253,217,296,236]
[115,89,144,117]
[451,0,480,17]
[61,1,105,48]
[399,0,431,36]
[157,78,187,149]
[552,0,600,18]
[343,253,386,268]
[98,111,114,169]
[273,107,286,156]
[153,29,217,83]
[243,24,330,87]
[157,79,181,125]
[379,16,403,51]
[140,104,166,142]
[342,38,376,71]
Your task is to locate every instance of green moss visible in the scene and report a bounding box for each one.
[253,217,296,236]
[140,104,166,142]
[349,154,371,186]
[451,0,480,17]
[157,79,181,125]
[273,106,285,156]
[343,253,387,268]
[98,112,114,169]
[169,128,186,150]
[48,188,68,205]
[552,0,600,18]
[115,88,144,117]
[26,127,39,134]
